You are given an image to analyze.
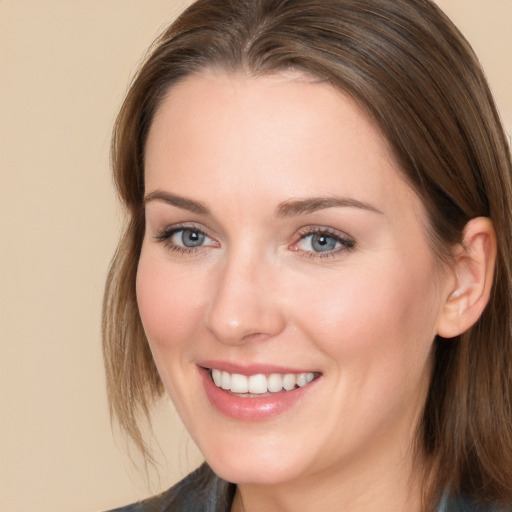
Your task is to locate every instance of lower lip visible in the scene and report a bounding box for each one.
[199,367,319,421]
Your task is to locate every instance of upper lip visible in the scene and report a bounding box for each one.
[198,360,319,376]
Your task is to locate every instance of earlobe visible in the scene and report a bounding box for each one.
[436,217,497,339]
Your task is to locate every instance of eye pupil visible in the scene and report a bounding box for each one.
[182,229,205,247]
[312,233,337,252]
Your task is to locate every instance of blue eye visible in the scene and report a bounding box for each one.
[154,226,217,253]
[171,228,206,247]
[305,233,338,252]
[295,229,355,255]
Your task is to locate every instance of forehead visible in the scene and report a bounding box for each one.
[144,70,421,219]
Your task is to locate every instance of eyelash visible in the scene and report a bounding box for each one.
[153,224,355,258]
[153,224,216,255]
[292,226,355,259]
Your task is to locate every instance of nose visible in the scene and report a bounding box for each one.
[204,251,286,345]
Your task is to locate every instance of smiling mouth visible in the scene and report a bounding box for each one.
[208,368,319,396]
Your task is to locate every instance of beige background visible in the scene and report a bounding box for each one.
[0,1,510,511]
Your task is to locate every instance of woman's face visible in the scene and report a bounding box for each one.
[137,71,452,486]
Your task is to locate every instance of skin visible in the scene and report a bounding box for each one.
[137,71,459,512]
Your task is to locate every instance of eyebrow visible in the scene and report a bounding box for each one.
[144,190,210,215]
[275,196,383,217]
[144,190,383,217]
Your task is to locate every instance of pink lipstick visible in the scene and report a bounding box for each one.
[198,362,320,421]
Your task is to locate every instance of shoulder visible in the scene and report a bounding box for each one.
[105,463,235,512]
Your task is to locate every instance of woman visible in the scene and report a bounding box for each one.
[103,0,512,510]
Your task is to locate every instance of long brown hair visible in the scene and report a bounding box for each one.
[103,0,512,507]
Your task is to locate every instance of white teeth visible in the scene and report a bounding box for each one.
[267,373,283,392]
[231,373,249,393]
[296,373,307,387]
[297,372,315,387]
[210,369,316,394]
[282,373,296,391]
[221,371,230,390]
[212,369,222,387]
[248,374,267,394]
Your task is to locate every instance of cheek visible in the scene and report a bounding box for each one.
[135,249,206,356]
[290,254,441,375]
[291,260,441,442]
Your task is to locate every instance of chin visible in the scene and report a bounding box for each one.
[208,458,300,486]
[198,434,314,486]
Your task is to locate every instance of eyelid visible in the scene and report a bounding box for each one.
[153,221,208,240]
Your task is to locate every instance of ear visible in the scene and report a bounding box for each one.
[436,217,497,339]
